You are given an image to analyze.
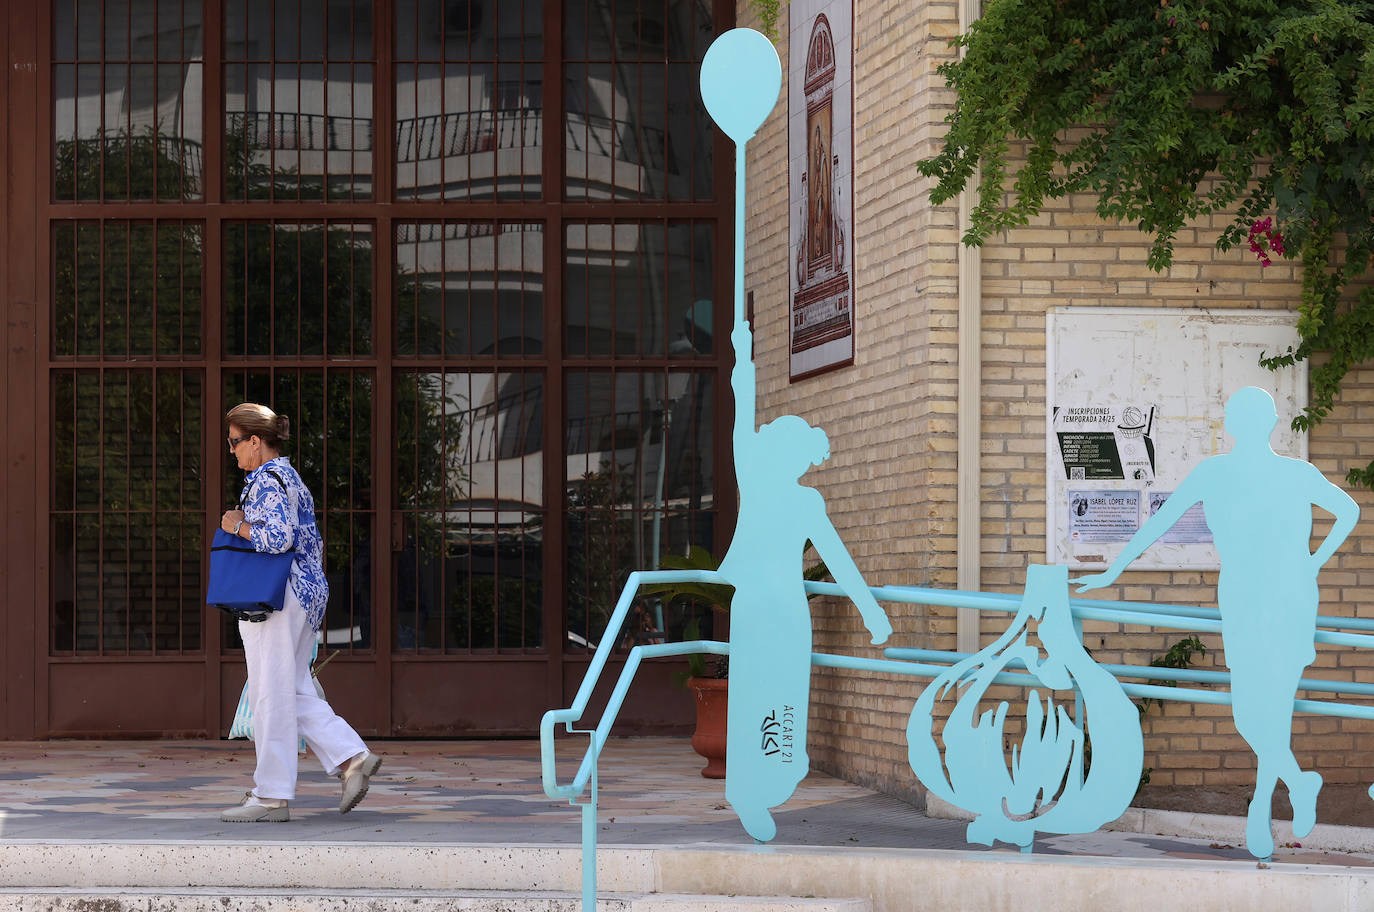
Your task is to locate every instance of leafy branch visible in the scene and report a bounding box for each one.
[923,0,1374,483]
[1136,635,1208,716]
[747,0,786,38]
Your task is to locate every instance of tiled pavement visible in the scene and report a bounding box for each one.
[1,737,1373,870]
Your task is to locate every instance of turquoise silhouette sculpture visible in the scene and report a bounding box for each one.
[1075,386,1360,858]
[701,28,893,843]
[908,564,1143,848]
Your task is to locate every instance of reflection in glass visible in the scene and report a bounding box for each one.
[224,0,374,201]
[54,221,203,359]
[564,0,714,60]
[222,369,375,652]
[563,1,714,201]
[395,0,543,200]
[54,0,204,201]
[394,221,543,357]
[564,220,714,358]
[564,369,715,650]
[395,370,543,651]
[51,369,203,654]
[223,222,373,358]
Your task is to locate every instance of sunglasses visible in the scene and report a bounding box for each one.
[227,435,250,451]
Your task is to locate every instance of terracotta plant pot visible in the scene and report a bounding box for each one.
[687,676,728,779]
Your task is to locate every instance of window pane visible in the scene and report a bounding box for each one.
[103,0,129,59]
[53,220,204,359]
[223,221,374,358]
[564,1,714,201]
[225,0,374,202]
[53,0,204,201]
[394,0,543,201]
[394,370,544,652]
[50,369,203,656]
[101,223,128,356]
[565,0,712,60]
[564,368,716,650]
[564,220,716,358]
[394,221,543,358]
[154,222,204,357]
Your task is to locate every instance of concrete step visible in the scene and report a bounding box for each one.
[10,840,1374,912]
[0,843,608,892]
[0,888,872,912]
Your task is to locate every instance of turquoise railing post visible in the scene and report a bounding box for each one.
[577,752,597,909]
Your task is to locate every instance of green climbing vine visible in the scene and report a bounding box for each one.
[1134,635,1209,791]
[1136,635,1208,716]
[747,0,785,38]
[920,0,1374,484]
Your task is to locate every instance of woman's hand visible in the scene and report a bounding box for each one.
[865,610,893,646]
[1071,571,1118,593]
[221,510,246,535]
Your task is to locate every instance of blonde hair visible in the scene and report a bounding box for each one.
[225,402,291,448]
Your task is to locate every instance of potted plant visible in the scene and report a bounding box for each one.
[641,546,733,778]
[642,543,831,779]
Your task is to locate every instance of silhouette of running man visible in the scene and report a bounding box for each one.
[717,320,892,842]
[1075,387,1359,857]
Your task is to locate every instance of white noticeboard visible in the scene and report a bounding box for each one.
[1047,307,1307,571]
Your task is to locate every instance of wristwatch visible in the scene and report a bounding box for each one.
[232,519,244,536]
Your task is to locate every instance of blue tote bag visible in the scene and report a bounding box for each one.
[207,469,296,622]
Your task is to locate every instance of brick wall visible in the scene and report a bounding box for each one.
[737,0,1374,803]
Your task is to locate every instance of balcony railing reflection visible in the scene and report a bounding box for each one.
[564,111,667,173]
[396,108,542,162]
[565,408,661,458]
[224,107,667,173]
[470,386,542,463]
[55,109,675,192]
[227,110,375,153]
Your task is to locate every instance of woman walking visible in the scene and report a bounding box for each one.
[219,402,381,823]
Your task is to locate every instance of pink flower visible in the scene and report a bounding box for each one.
[1248,218,1284,267]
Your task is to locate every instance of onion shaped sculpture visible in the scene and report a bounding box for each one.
[907,564,1143,848]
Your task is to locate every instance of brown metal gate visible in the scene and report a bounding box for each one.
[1,0,735,739]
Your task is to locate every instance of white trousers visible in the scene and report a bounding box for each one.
[239,588,367,800]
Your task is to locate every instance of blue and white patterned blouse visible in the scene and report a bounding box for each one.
[239,457,330,630]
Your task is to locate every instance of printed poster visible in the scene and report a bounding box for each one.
[1067,490,1141,544]
[788,0,855,380]
[1047,307,1306,570]
[1053,404,1156,483]
[1149,490,1214,544]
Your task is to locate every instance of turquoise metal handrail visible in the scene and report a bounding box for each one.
[802,580,1374,649]
[543,572,1374,910]
[539,569,728,910]
[886,647,1374,700]
[806,582,1374,633]
[540,569,726,800]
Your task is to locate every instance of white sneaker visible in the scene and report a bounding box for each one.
[339,751,383,813]
[220,791,289,823]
